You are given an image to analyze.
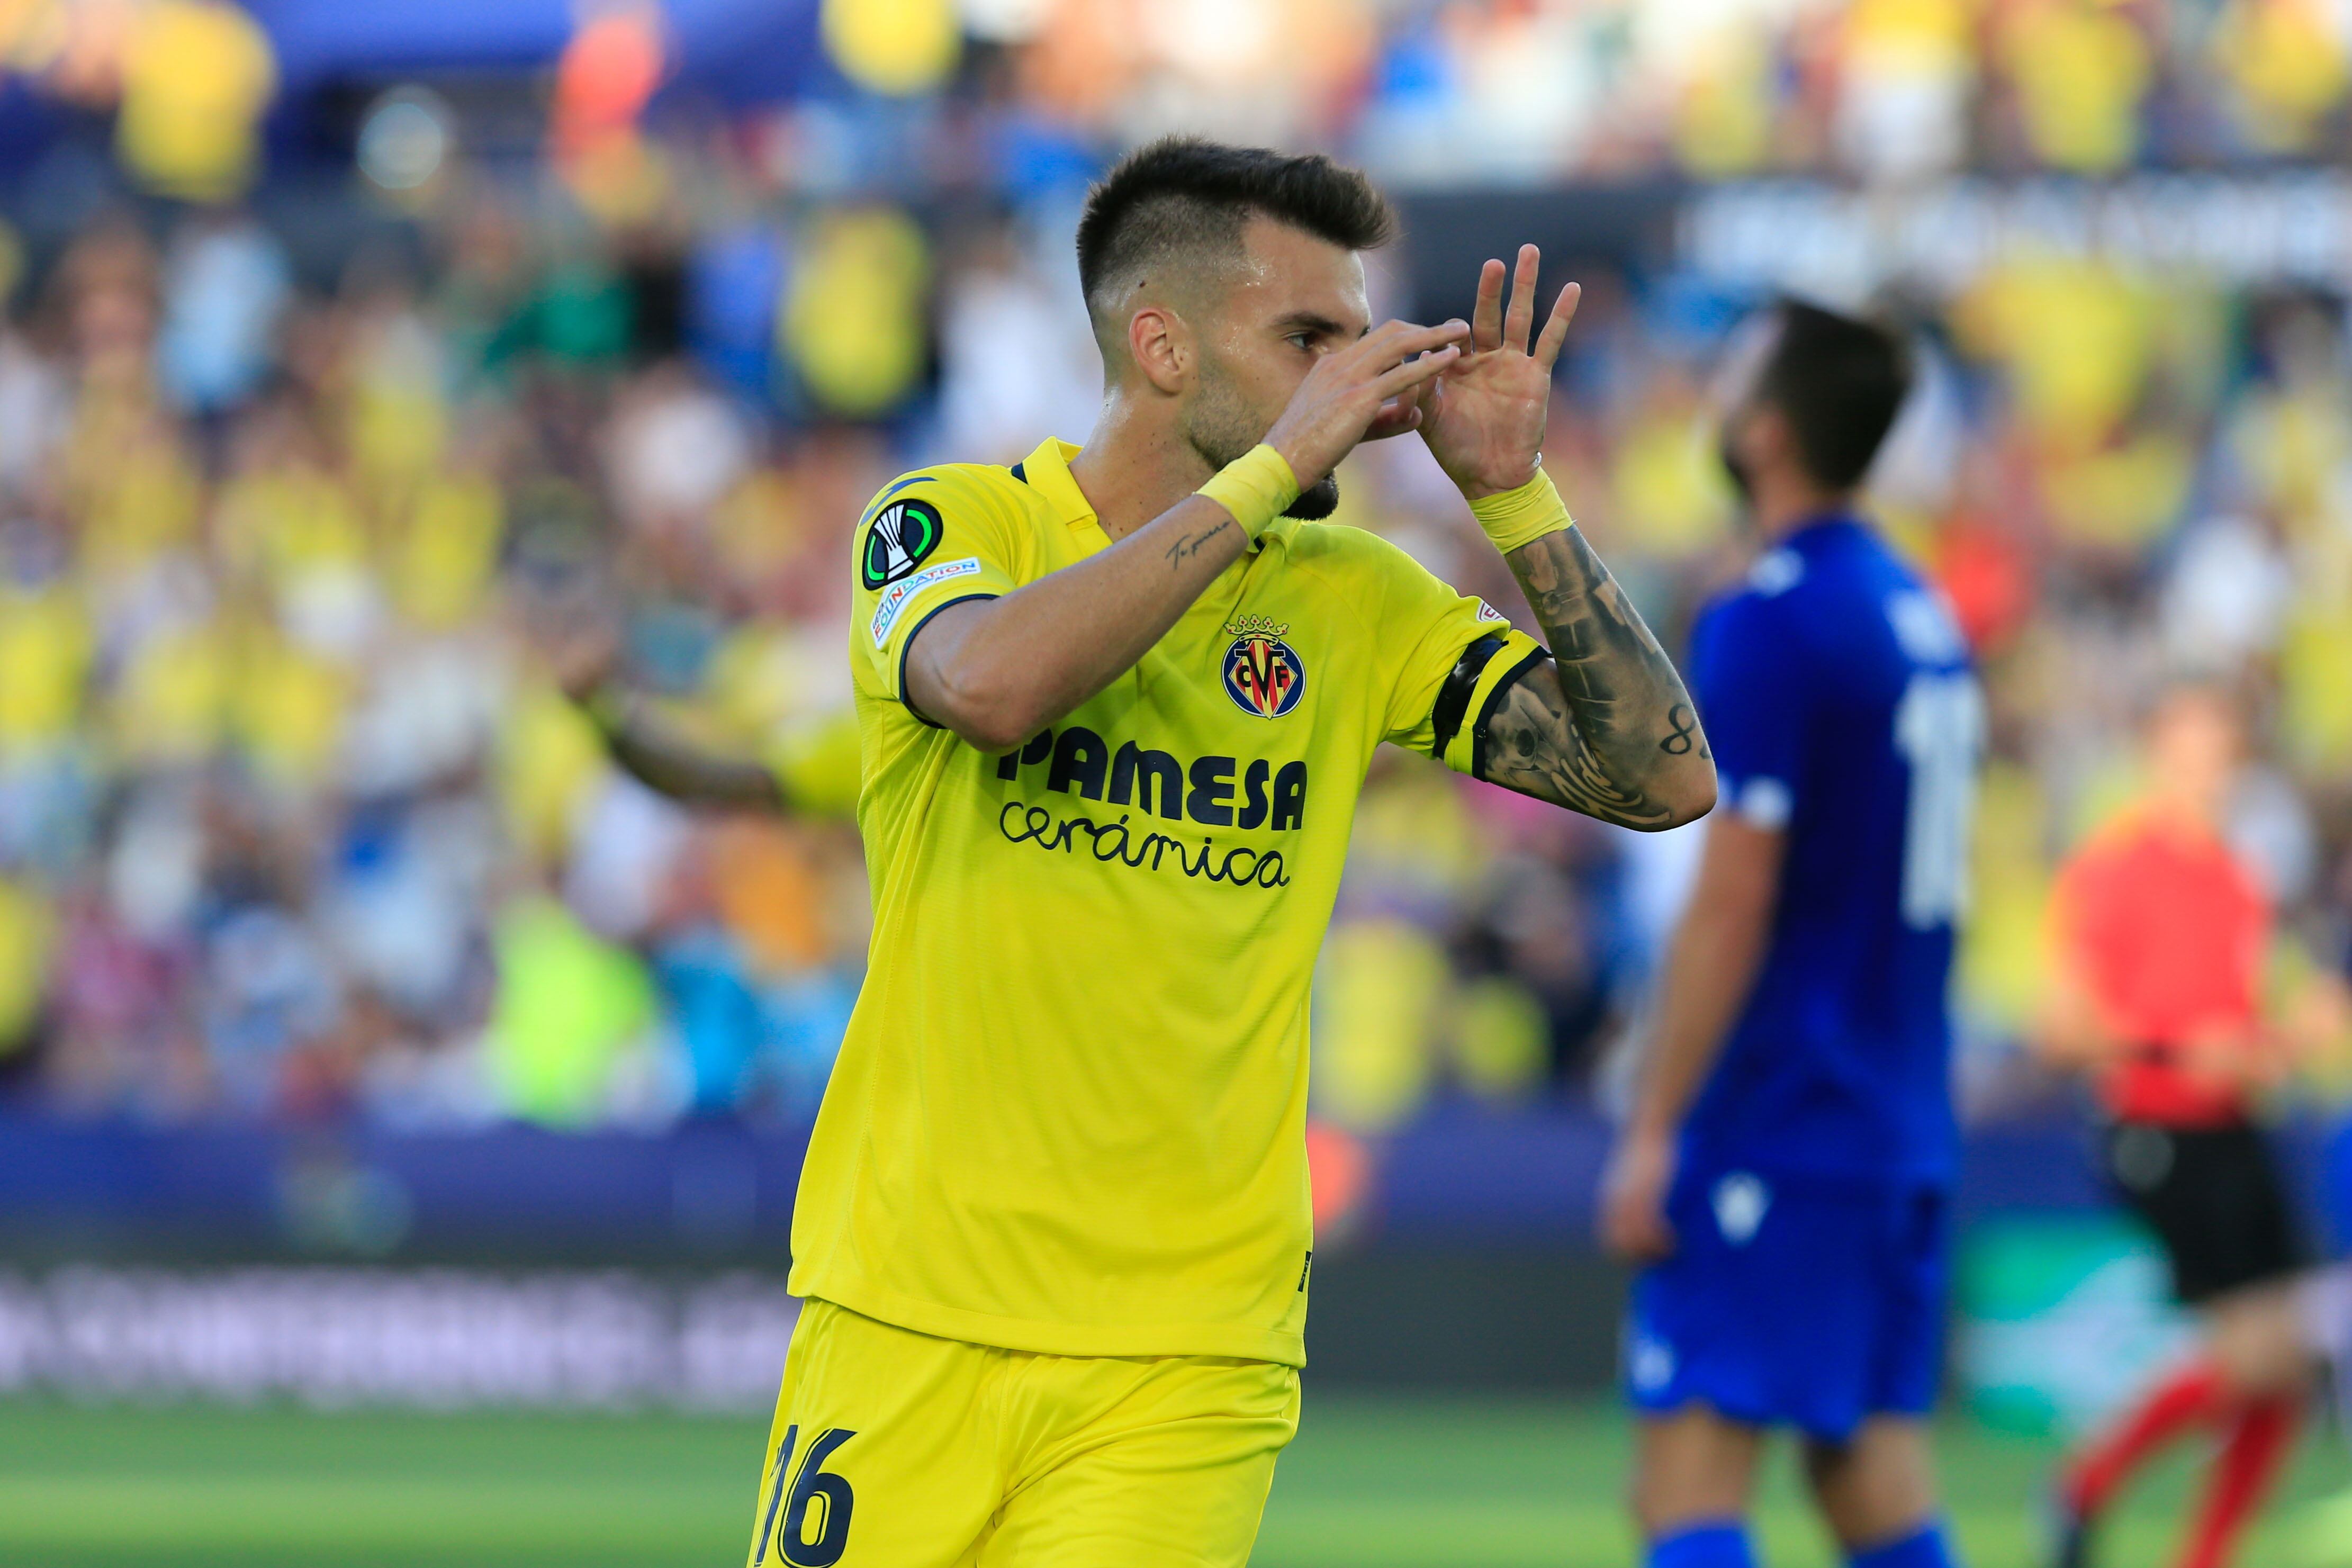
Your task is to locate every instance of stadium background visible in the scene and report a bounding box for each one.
[0,0,2349,1562]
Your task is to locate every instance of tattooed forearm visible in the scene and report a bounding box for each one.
[1164,518,1232,569]
[1481,664,1674,826]
[1481,528,1716,829]
[1659,702,1707,758]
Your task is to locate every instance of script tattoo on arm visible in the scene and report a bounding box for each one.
[1164,517,1232,570]
[1479,527,1715,830]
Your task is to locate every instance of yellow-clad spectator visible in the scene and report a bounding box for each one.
[1999,0,2154,174]
[499,682,611,868]
[0,875,53,1055]
[116,0,276,203]
[1836,0,1979,179]
[389,473,504,631]
[1957,758,2057,1040]
[485,894,657,1128]
[228,624,349,790]
[1612,374,1736,558]
[0,580,93,758]
[2212,0,2352,151]
[1314,919,1453,1133]
[783,208,930,417]
[1953,256,2156,453]
[112,619,231,767]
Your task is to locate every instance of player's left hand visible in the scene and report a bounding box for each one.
[1418,244,1580,501]
[1599,1124,1679,1264]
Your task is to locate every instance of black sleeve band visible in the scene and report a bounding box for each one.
[1470,646,1551,780]
[1431,636,1507,758]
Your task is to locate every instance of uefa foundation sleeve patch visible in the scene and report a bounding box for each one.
[861,497,944,589]
[870,557,984,646]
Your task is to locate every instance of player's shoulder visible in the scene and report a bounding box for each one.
[1701,518,1948,649]
[861,460,1039,520]
[854,461,1046,594]
[1695,547,1813,649]
[1727,518,1893,606]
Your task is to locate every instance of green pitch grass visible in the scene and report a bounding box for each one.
[0,1394,2340,1567]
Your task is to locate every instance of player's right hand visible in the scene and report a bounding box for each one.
[1600,1125,1679,1263]
[1263,318,1470,491]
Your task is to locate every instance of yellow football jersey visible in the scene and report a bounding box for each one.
[790,436,1541,1366]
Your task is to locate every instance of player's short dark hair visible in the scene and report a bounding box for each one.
[1075,138,1396,330]
[1753,301,1912,492]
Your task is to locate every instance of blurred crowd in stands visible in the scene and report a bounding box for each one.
[0,0,2346,1136]
[1016,0,2352,186]
[813,0,2352,187]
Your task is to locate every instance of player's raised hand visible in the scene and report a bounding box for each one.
[1599,1124,1679,1263]
[1419,245,1579,500]
[1263,317,1469,491]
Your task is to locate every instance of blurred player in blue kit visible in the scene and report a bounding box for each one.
[1600,303,1982,1568]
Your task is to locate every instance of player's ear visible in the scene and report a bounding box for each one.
[1128,303,1191,396]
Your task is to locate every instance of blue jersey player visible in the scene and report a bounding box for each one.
[1601,302,1981,1568]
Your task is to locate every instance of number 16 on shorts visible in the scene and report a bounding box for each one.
[754,1426,857,1568]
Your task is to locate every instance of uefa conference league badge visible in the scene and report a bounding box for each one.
[861,495,944,590]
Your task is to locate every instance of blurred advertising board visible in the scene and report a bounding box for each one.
[1683,172,2352,300]
[0,1266,796,1411]
[1956,1214,2195,1438]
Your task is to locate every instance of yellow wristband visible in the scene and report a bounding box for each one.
[1465,466,1573,554]
[1196,444,1300,546]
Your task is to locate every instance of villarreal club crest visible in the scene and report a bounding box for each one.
[1221,615,1305,719]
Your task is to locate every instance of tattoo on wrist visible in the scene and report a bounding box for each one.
[1165,517,1232,569]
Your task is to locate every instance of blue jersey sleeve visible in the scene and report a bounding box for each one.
[1689,591,1809,831]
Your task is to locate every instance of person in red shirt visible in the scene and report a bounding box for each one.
[2036,681,2312,1568]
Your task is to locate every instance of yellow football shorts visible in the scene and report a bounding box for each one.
[743,1298,1300,1568]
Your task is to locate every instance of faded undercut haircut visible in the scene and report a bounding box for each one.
[1754,301,1913,492]
[1075,137,1398,355]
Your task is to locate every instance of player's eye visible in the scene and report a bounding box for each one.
[1285,332,1315,352]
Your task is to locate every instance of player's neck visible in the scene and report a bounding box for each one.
[1066,398,1216,543]
[1748,473,1852,543]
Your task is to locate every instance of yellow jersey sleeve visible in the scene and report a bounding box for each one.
[1358,534,1545,770]
[852,465,1026,713]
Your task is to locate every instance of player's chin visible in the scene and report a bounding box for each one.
[1283,474,1341,520]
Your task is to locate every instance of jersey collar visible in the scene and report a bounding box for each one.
[1016,437,1110,553]
[1782,509,1864,549]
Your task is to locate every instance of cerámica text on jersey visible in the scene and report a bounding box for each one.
[996,726,1306,831]
[996,804,1293,890]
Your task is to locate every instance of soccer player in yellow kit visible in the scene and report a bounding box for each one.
[575,138,1714,1568]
